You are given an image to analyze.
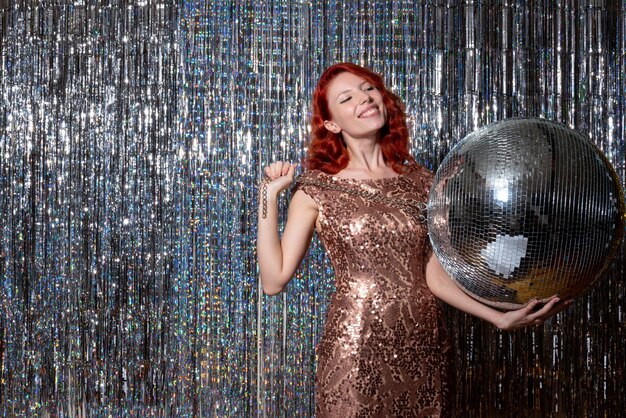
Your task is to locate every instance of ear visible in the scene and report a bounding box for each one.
[324,120,341,134]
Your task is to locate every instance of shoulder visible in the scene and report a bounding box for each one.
[293,169,326,205]
[403,162,434,181]
[296,169,325,183]
[290,187,319,213]
[294,169,326,192]
[402,163,435,198]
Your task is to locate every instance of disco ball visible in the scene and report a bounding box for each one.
[428,118,625,310]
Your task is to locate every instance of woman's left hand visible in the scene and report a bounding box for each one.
[495,296,574,331]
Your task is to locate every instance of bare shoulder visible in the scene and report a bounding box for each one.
[290,189,319,213]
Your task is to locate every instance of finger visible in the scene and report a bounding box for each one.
[264,166,271,177]
[281,163,291,176]
[271,162,279,179]
[521,299,540,314]
[270,162,282,179]
[540,298,575,319]
[286,163,297,179]
[528,297,560,320]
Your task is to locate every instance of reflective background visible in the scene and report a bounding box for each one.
[0,1,624,416]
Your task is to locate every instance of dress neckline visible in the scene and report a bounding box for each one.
[316,164,415,184]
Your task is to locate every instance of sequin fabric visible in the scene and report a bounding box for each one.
[296,163,452,417]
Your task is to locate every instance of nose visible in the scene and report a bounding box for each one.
[359,91,372,104]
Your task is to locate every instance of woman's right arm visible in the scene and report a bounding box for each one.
[257,162,319,295]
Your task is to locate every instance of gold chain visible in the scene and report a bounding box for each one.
[261,177,269,219]
[295,174,427,222]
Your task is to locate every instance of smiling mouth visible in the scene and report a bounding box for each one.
[358,106,379,118]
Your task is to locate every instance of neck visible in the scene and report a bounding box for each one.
[343,135,388,173]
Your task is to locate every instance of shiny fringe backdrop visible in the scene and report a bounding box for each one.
[0,1,624,417]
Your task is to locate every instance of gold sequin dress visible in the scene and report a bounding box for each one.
[296,163,452,417]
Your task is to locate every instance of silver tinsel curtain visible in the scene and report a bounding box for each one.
[0,1,624,417]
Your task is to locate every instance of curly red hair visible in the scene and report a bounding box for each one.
[304,63,414,174]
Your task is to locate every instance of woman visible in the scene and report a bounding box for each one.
[257,63,571,417]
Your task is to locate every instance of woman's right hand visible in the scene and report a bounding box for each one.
[264,161,298,194]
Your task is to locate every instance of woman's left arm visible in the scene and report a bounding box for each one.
[425,253,573,331]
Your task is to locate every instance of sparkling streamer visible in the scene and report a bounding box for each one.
[0,1,624,417]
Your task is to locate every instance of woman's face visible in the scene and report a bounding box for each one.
[323,71,387,141]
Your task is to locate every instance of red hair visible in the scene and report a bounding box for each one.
[304,63,414,174]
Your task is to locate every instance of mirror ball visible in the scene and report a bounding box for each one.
[427,118,625,310]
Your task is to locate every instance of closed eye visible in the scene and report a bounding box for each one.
[339,96,352,103]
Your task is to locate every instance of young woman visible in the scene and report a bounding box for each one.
[257,63,571,417]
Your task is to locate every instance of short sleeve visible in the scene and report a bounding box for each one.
[293,170,324,208]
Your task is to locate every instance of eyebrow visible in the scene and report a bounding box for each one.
[335,81,370,99]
